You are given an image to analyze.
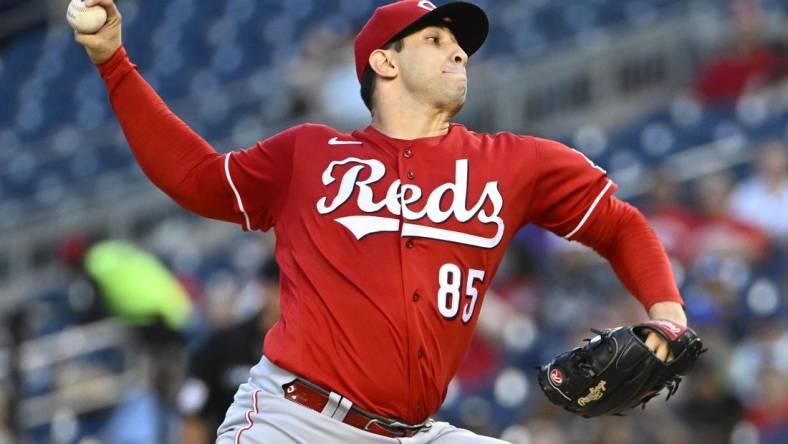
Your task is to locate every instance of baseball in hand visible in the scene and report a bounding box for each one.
[66,0,107,34]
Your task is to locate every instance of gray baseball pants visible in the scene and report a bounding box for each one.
[216,356,509,444]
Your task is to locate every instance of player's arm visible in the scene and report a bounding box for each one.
[527,137,684,315]
[73,0,241,224]
[570,196,685,316]
[526,138,685,360]
[572,196,686,361]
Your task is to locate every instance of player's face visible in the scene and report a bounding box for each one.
[394,26,469,114]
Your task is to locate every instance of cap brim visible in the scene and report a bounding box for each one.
[391,2,489,58]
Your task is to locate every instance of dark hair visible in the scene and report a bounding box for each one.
[360,39,405,113]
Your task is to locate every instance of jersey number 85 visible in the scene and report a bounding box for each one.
[437,264,485,324]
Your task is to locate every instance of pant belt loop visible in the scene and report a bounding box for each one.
[332,397,353,421]
[321,392,342,417]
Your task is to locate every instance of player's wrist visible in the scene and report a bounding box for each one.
[95,43,124,68]
[647,301,687,327]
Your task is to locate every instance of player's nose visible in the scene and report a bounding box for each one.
[452,47,468,66]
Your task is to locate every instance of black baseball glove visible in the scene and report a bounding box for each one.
[536,320,705,417]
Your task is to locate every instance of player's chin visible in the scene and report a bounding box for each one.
[442,79,467,96]
[451,85,468,103]
[446,76,468,91]
[434,83,467,106]
[439,93,466,114]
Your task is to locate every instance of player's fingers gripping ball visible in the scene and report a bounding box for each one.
[67,0,107,34]
[537,320,705,417]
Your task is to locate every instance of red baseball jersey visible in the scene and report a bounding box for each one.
[224,122,614,423]
[96,47,686,426]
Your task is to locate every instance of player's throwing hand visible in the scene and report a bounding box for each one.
[73,0,122,64]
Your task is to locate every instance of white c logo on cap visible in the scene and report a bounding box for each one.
[418,1,437,11]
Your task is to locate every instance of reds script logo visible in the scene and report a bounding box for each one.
[316,158,504,249]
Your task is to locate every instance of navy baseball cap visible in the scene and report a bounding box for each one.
[354,1,489,82]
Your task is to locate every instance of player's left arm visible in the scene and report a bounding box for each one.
[525,137,684,361]
[572,195,686,361]
[570,196,683,312]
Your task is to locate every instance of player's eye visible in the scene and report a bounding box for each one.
[427,36,439,44]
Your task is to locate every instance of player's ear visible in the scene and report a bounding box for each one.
[369,49,398,80]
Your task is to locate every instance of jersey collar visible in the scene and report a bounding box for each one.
[353,123,462,151]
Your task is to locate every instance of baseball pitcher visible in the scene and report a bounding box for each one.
[74,1,693,442]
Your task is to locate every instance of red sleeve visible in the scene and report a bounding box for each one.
[225,127,297,231]
[574,196,683,310]
[526,138,616,238]
[97,46,294,230]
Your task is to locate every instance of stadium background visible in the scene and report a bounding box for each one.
[1,0,788,442]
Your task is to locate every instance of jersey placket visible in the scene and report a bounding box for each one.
[398,142,428,419]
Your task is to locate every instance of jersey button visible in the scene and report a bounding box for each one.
[407,171,415,180]
[406,239,414,249]
[417,348,425,359]
[416,404,425,415]
[412,292,420,302]
[403,149,413,158]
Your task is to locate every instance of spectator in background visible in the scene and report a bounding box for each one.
[281,27,372,130]
[692,0,786,103]
[728,319,788,444]
[0,389,10,444]
[2,309,25,443]
[59,236,193,333]
[730,140,788,243]
[177,258,281,444]
[678,173,768,334]
[521,416,568,444]
[199,272,246,331]
[769,41,788,80]
[590,420,640,444]
[58,236,193,444]
[688,172,768,263]
[678,360,742,444]
[641,168,697,265]
[282,28,363,127]
[743,365,788,443]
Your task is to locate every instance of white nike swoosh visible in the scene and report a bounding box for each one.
[328,137,363,146]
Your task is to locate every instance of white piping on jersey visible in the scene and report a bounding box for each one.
[224,153,252,231]
[563,179,614,240]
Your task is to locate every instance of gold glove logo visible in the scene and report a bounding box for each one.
[577,380,607,406]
